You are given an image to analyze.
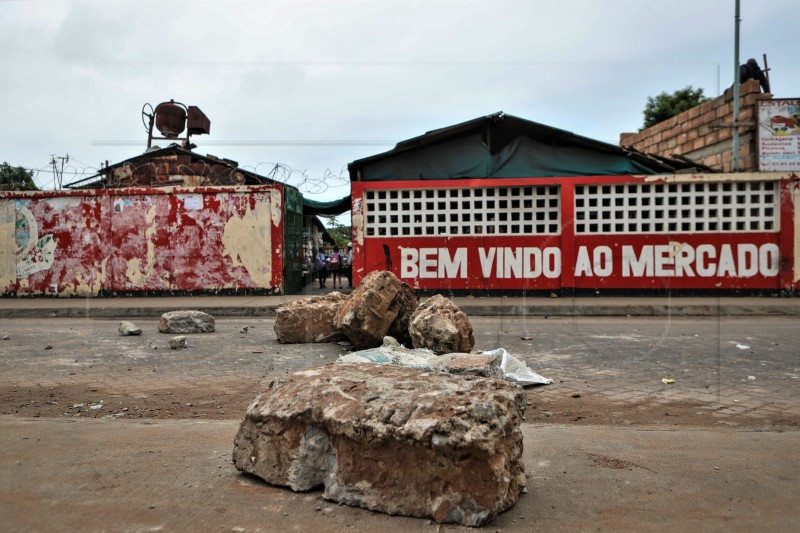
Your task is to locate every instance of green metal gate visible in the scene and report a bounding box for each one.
[283,187,304,294]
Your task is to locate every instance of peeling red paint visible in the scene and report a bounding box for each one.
[1,186,285,296]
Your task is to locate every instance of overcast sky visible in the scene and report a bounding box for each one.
[2,0,798,200]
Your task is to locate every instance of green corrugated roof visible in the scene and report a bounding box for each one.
[303,195,351,216]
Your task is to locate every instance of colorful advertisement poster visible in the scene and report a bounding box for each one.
[758,99,800,171]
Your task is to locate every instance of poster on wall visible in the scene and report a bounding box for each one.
[758,99,800,171]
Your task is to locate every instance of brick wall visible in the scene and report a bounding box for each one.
[619,80,772,172]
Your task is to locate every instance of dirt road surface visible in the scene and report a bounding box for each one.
[1,315,799,531]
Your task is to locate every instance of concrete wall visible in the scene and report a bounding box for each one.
[620,80,772,172]
[351,172,800,292]
[0,186,285,297]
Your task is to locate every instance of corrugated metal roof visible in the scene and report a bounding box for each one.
[348,112,709,181]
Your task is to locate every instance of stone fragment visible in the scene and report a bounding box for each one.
[159,310,215,334]
[274,292,349,344]
[429,353,503,379]
[409,295,475,354]
[169,336,187,350]
[334,270,418,349]
[386,282,420,347]
[233,363,526,526]
[118,321,142,336]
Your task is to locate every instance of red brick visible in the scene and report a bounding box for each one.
[742,79,761,94]
[664,116,677,130]
[702,111,717,125]
[740,155,757,171]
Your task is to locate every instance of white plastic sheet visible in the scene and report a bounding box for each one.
[481,348,553,386]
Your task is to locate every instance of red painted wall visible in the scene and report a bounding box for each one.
[352,174,800,292]
[1,186,285,296]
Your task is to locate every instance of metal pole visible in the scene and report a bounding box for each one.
[732,0,741,171]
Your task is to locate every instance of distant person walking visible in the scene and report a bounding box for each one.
[740,58,770,93]
[346,243,353,288]
[329,245,343,289]
[315,250,328,289]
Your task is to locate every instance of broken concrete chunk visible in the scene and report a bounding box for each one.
[334,270,418,350]
[233,363,526,526]
[118,321,142,336]
[337,336,435,367]
[429,353,504,380]
[274,292,349,344]
[409,294,475,354]
[169,336,187,350]
[386,282,420,347]
[159,310,215,334]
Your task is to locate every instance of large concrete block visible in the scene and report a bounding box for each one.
[409,294,475,354]
[158,310,215,333]
[233,363,526,526]
[334,270,418,349]
[273,292,349,343]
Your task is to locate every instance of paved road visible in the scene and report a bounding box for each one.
[1,315,799,531]
[1,291,800,318]
[2,418,797,533]
[1,315,798,427]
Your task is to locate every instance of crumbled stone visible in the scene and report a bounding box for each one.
[274,292,349,343]
[169,336,188,350]
[118,321,142,336]
[233,363,526,526]
[409,295,475,354]
[334,271,418,349]
[159,310,215,334]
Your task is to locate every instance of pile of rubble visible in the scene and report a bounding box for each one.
[233,271,552,526]
[274,270,474,354]
[233,363,527,526]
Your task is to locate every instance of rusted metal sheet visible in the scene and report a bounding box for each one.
[108,154,246,188]
[1,185,285,296]
[187,106,211,135]
[351,172,800,292]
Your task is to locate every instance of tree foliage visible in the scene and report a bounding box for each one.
[642,86,710,130]
[321,215,352,247]
[0,162,38,190]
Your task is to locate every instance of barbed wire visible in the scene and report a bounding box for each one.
[2,163,101,191]
[8,154,351,194]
